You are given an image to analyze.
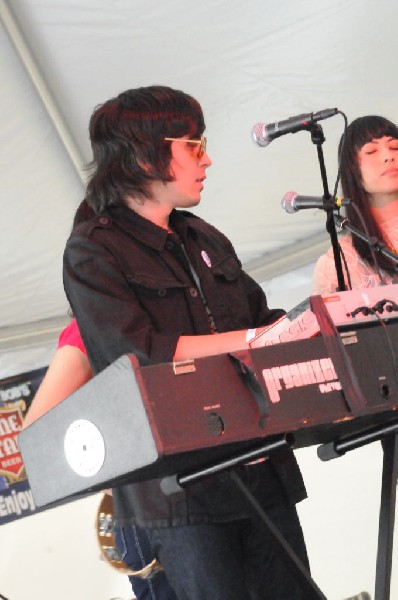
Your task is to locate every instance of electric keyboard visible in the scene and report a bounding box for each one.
[19,285,398,507]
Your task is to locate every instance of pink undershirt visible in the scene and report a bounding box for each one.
[57,318,86,355]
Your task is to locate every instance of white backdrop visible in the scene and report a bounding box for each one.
[2,0,398,344]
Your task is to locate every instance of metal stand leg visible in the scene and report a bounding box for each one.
[176,437,327,600]
[318,423,398,600]
[375,433,398,600]
[229,470,327,599]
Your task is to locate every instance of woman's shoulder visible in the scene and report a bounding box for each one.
[313,235,360,294]
[326,234,356,255]
[315,235,357,269]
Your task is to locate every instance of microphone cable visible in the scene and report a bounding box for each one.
[338,203,388,287]
[330,112,353,292]
[348,299,398,388]
[370,304,398,387]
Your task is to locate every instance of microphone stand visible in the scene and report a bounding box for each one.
[334,214,398,270]
[309,124,347,291]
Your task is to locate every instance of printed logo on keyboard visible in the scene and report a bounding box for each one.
[262,358,341,403]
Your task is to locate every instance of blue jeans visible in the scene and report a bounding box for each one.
[145,501,309,600]
[114,523,178,600]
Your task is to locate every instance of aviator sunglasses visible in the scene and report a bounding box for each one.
[164,135,207,158]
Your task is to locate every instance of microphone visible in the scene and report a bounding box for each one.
[252,108,338,147]
[282,191,350,214]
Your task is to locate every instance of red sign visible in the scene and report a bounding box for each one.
[0,404,25,479]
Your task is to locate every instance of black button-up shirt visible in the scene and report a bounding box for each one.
[63,205,305,526]
[64,206,285,373]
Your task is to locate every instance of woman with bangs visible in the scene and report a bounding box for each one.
[313,115,398,293]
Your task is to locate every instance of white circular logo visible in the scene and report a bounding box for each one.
[64,419,105,477]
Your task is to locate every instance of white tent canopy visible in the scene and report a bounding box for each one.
[1,1,398,599]
[2,0,398,350]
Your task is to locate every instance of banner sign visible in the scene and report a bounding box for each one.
[0,367,47,525]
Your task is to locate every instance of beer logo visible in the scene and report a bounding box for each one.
[0,404,25,479]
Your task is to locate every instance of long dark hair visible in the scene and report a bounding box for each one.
[339,115,398,273]
[85,85,205,212]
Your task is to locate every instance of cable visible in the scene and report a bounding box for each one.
[330,111,353,291]
[372,309,398,390]
[332,111,348,200]
[339,242,353,290]
[348,299,398,390]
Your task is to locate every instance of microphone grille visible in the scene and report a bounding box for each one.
[281,191,298,214]
[251,122,271,147]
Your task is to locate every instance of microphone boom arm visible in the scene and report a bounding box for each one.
[334,215,398,268]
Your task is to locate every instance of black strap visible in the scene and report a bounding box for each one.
[228,351,268,428]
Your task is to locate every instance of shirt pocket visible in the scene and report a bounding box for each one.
[123,269,195,332]
[210,253,242,281]
[124,269,190,305]
[205,252,252,329]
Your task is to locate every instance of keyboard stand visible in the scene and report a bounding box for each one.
[171,436,327,600]
[318,422,398,600]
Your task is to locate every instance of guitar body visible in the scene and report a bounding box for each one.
[96,493,163,578]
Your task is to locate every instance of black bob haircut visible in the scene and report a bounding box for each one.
[339,115,398,273]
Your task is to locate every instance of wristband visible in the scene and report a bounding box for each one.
[246,328,257,346]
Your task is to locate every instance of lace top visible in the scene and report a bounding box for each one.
[313,201,398,294]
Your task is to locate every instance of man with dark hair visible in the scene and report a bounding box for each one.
[63,85,309,599]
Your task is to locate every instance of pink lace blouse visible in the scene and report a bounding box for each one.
[313,201,398,294]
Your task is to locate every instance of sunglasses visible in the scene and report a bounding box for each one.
[164,135,207,158]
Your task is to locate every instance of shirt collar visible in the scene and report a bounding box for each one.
[105,205,194,250]
[107,205,173,251]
